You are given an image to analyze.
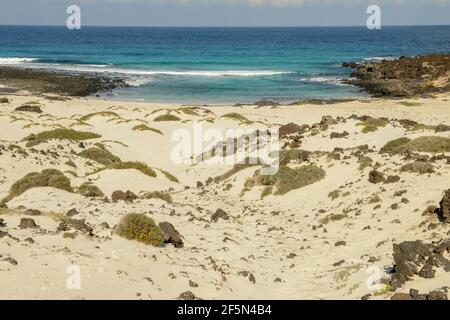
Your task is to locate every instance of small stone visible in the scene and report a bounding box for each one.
[211,208,229,222]
[19,218,37,229]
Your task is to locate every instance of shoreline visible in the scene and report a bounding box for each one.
[0,52,449,300]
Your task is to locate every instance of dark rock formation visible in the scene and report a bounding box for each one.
[19,218,37,229]
[390,239,450,288]
[0,66,127,97]
[111,190,137,203]
[369,170,385,184]
[279,123,304,137]
[391,288,448,300]
[439,189,450,223]
[159,222,184,248]
[343,54,450,98]
[57,218,93,236]
[211,208,229,222]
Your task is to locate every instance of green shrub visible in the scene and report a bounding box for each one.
[157,169,179,183]
[115,213,163,246]
[24,128,101,147]
[381,136,450,154]
[1,169,73,204]
[221,112,252,124]
[132,124,163,135]
[407,136,450,153]
[358,118,388,134]
[380,137,411,154]
[79,147,121,166]
[142,191,173,203]
[0,97,9,103]
[154,114,180,122]
[109,161,156,177]
[77,182,104,198]
[79,111,120,121]
[255,165,325,195]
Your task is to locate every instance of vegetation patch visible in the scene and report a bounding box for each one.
[115,213,164,246]
[24,128,101,147]
[79,111,120,121]
[154,114,180,122]
[132,124,163,135]
[221,112,252,124]
[280,149,311,166]
[0,97,9,103]
[141,191,173,203]
[251,164,325,196]
[77,182,104,198]
[15,104,42,113]
[358,118,388,133]
[157,168,179,183]
[381,136,450,154]
[79,147,121,166]
[1,169,73,204]
[109,161,156,177]
[407,136,450,153]
[320,213,347,225]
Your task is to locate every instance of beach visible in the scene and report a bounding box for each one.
[0,86,449,299]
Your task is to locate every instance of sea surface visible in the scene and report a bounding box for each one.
[1,25,450,103]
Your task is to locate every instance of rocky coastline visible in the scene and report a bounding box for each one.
[0,66,127,97]
[343,54,450,98]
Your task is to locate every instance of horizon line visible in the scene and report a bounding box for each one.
[1,24,450,28]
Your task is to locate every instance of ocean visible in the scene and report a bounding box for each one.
[1,25,450,103]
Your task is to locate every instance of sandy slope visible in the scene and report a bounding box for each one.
[0,93,449,300]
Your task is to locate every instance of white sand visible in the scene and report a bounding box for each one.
[0,92,449,300]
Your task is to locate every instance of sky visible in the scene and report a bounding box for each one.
[0,0,449,27]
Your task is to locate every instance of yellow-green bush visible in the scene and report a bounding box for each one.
[115,213,163,246]
[1,169,73,204]
[254,164,325,195]
[79,147,121,166]
[154,114,180,122]
[109,161,156,177]
[24,128,101,147]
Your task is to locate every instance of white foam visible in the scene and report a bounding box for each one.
[299,76,348,86]
[0,57,38,65]
[363,56,397,62]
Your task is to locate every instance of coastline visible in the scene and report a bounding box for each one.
[0,88,449,299]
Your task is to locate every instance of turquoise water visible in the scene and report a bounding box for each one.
[1,26,450,103]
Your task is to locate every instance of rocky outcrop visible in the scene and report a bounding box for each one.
[57,218,93,236]
[159,222,184,248]
[343,54,450,98]
[391,288,448,300]
[19,218,37,229]
[0,66,127,97]
[111,190,137,203]
[439,189,450,223]
[211,208,229,222]
[390,239,450,288]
